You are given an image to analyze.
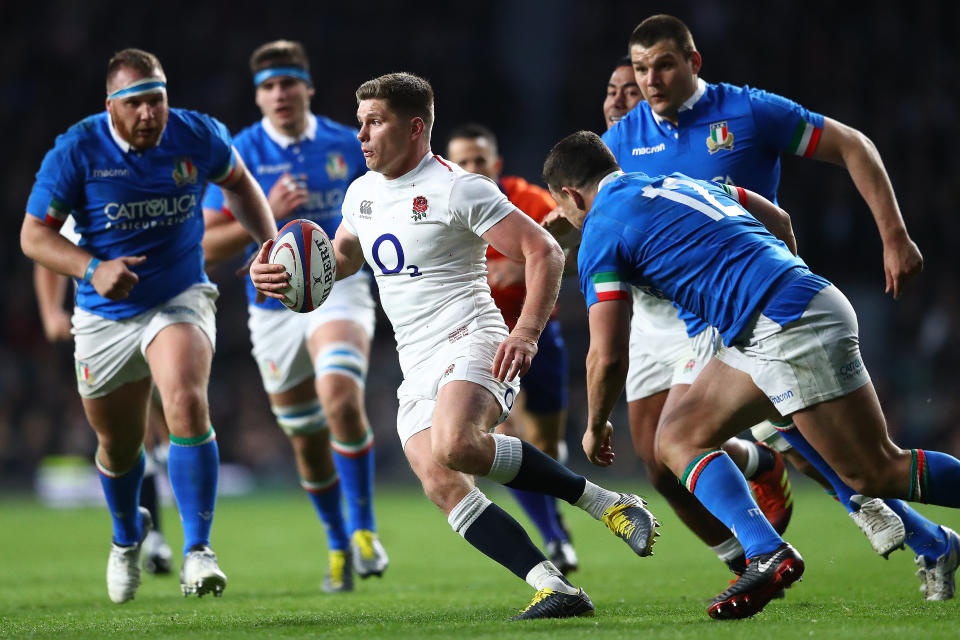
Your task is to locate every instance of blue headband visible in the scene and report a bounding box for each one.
[108,78,166,99]
[254,66,312,88]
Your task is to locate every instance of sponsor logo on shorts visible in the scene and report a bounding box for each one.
[159,305,197,317]
[504,387,515,410]
[442,363,455,378]
[265,360,281,379]
[838,357,864,380]
[359,200,373,219]
[769,389,795,404]
[76,360,94,385]
[448,324,469,343]
[683,358,696,372]
[411,195,428,221]
[631,143,666,156]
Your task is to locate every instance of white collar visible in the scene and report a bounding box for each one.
[651,77,707,125]
[597,170,623,192]
[262,113,317,148]
[107,110,165,153]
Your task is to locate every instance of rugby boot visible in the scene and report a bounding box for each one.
[708,543,803,619]
[748,443,793,535]
[601,493,660,557]
[106,507,152,604]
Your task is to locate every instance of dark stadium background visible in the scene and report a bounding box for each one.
[1,0,957,490]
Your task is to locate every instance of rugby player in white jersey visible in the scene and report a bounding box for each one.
[251,72,660,620]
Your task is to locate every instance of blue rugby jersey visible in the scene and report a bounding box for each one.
[26,108,235,319]
[578,172,830,345]
[202,114,366,310]
[601,79,825,335]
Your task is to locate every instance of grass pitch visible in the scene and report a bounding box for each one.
[1,482,958,639]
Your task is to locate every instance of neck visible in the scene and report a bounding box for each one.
[275,115,308,139]
[383,142,430,180]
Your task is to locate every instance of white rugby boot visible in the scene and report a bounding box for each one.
[180,545,227,597]
[849,497,905,558]
[106,507,152,603]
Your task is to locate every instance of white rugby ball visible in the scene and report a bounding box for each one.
[268,218,337,313]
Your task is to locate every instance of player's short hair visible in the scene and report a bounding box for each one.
[543,131,619,191]
[614,55,632,70]
[249,40,311,75]
[629,14,697,58]
[447,123,498,154]
[356,72,435,137]
[106,48,164,92]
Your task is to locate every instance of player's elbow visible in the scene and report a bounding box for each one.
[20,216,45,261]
[525,233,565,277]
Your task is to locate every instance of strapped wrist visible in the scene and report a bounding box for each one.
[83,257,101,282]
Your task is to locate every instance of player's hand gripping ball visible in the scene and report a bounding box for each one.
[268,219,337,313]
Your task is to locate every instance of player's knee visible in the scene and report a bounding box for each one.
[317,391,363,433]
[431,431,480,473]
[159,384,208,430]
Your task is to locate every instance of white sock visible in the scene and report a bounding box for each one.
[742,441,760,478]
[710,536,744,563]
[574,480,619,520]
[524,561,577,594]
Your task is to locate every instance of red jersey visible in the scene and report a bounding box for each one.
[487,176,558,329]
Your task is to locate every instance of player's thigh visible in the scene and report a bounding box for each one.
[403,429,475,514]
[656,358,774,472]
[433,380,504,447]
[790,382,906,484]
[81,376,154,447]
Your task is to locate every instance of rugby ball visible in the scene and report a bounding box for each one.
[268,219,336,313]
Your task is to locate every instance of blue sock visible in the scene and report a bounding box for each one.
[507,488,568,544]
[168,428,219,555]
[885,500,949,561]
[773,421,858,512]
[911,449,960,507]
[332,429,376,532]
[303,476,350,552]
[97,449,145,546]
[683,451,782,557]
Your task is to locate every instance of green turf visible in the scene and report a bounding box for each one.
[1,482,958,638]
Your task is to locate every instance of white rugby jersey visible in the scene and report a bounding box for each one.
[630,288,687,339]
[340,152,516,372]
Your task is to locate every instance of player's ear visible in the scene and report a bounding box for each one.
[411,117,425,140]
[688,50,702,75]
[494,156,504,176]
[562,187,586,211]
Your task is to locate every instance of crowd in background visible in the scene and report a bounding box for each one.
[1,0,957,487]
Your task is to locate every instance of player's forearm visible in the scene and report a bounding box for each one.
[585,345,628,434]
[33,263,69,317]
[201,212,257,267]
[513,240,564,339]
[224,173,278,246]
[21,215,93,279]
[842,135,912,245]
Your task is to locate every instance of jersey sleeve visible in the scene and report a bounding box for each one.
[449,172,515,236]
[25,133,85,229]
[747,86,825,159]
[339,182,359,235]
[577,219,631,308]
[200,115,237,185]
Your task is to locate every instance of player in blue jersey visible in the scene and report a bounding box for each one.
[202,40,386,592]
[543,130,960,618]
[603,14,956,600]
[20,48,278,603]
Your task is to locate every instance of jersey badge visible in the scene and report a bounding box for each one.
[326,152,348,180]
[172,157,198,187]
[412,195,428,221]
[76,360,95,385]
[359,199,373,219]
[706,121,735,154]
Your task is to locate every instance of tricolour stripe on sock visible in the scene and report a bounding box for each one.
[169,426,216,447]
[681,450,724,493]
[910,449,929,503]
[301,474,340,494]
[331,429,374,457]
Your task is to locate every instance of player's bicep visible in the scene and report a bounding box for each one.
[482,210,556,263]
[587,299,632,357]
[332,224,364,278]
[808,117,862,167]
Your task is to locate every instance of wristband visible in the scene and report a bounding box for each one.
[83,258,101,282]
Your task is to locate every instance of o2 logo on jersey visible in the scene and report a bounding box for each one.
[372,233,422,277]
[411,195,428,221]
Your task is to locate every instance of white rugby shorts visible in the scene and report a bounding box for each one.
[396,326,520,448]
[626,291,719,400]
[248,271,376,394]
[72,283,218,398]
[717,285,871,416]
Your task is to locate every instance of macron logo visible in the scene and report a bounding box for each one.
[93,168,130,178]
[632,143,666,156]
